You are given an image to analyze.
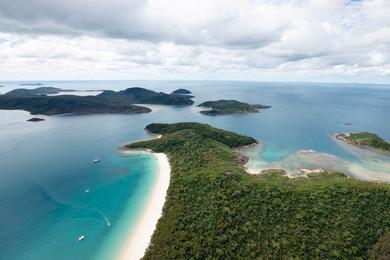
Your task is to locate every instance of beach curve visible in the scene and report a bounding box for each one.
[117,153,170,260]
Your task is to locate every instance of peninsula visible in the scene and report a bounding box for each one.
[0,95,151,115]
[198,99,271,115]
[125,122,390,259]
[0,87,194,115]
[336,132,390,153]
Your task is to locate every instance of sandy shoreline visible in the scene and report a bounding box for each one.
[117,153,170,260]
[241,141,390,183]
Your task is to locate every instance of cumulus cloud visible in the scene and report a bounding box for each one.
[0,0,389,82]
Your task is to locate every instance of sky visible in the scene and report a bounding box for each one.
[0,0,389,83]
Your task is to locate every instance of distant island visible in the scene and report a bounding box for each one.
[27,117,45,122]
[0,95,151,115]
[98,87,194,105]
[198,99,271,115]
[7,87,107,96]
[336,132,390,153]
[0,87,194,115]
[171,88,192,95]
[6,87,75,96]
[19,83,43,86]
[125,122,390,259]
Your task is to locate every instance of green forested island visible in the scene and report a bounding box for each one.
[97,87,194,105]
[0,94,151,115]
[0,87,194,115]
[336,132,390,153]
[198,100,271,115]
[125,122,390,259]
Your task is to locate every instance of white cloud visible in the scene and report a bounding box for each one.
[0,0,389,83]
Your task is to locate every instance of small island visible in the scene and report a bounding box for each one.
[0,87,194,115]
[125,122,390,259]
[336,132,390,153]
[27,117,45,122]
[171,88,192,95]
[198,99,271,115]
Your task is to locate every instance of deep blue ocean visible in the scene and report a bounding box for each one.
[0,80,390,259]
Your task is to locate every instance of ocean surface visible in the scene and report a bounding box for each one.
[1,80,390,259]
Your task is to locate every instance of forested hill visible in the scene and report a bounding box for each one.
[126,122,390,259]
[198,99,271,115]
[97,87,194,105]
[0,95,151,115]
[0,87,194,115]
[337,132,390,153]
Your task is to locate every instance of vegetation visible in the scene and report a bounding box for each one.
[368,232,390,259]
[338,132,390,152]
[145,122,257,147]
[97,87,194,105]
[0,95,151,115]
[5,87,69,96]
[198,99,271,115]
[0,87,194,115]
[125,122,390,259]
[171,88,192,94]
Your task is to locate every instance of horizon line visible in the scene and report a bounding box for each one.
[0,79,389,86]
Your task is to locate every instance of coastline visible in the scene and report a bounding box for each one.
[335,133,390,156]
[117,152,170,260]
[239,139,390,183]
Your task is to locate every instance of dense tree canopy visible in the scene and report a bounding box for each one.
[198,100,271,115]
[126,123,390,259]
[347,132,390,152]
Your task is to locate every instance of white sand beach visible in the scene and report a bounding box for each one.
[117,153,170,260]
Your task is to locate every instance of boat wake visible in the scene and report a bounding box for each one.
[32,180,112,227]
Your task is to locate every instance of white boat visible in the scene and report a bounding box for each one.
[85,189,90,193]
[78,235,85,241]
[93,158,100,163]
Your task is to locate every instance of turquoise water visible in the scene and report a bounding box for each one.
[1,80,390,259]
[0,110,160,259]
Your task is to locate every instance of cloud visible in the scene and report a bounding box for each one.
[0,0,293,48]
[0,0,389,82]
